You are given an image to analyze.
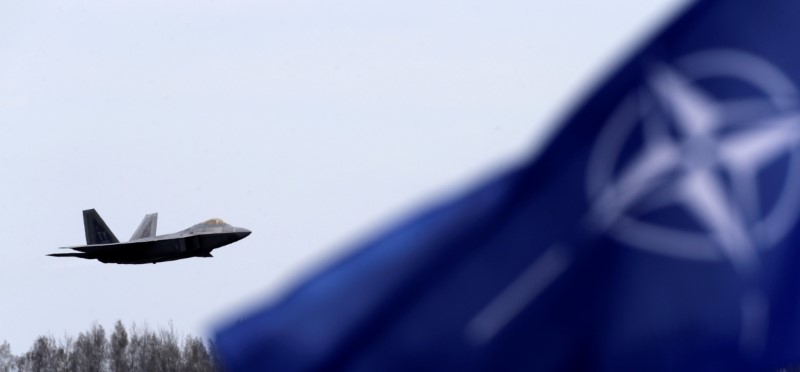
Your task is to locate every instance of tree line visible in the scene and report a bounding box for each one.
[0,321,219,372]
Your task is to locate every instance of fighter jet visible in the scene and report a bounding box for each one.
[48,209,251,264]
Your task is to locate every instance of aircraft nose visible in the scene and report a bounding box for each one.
[235,228,252,240]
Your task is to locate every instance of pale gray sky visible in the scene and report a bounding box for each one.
[0,0,686,352]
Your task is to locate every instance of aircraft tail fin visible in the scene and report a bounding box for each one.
[83,209,119,245]
[130,213,158,241]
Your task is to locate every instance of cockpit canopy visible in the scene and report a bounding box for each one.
[203,218,228,225]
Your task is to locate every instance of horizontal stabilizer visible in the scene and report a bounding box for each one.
[130,213,158,241]
[48,252,93,259]
[59,240,149,253]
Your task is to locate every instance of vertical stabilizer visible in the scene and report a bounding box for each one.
[130,213,158,241]
[83,209,119,245]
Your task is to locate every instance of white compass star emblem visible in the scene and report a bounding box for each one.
[588,50,800,274]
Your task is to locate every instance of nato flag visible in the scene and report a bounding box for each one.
[216,1,800,370]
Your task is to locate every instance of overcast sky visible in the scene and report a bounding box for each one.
[0,0,686,352]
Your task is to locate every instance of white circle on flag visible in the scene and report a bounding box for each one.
[586,49,800,262]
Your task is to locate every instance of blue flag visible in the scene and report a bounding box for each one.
[216,1,800,370]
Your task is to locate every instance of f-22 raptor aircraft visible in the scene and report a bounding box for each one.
[48,209,251,264]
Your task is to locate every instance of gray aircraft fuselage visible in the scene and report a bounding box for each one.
[49,209,251,264]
